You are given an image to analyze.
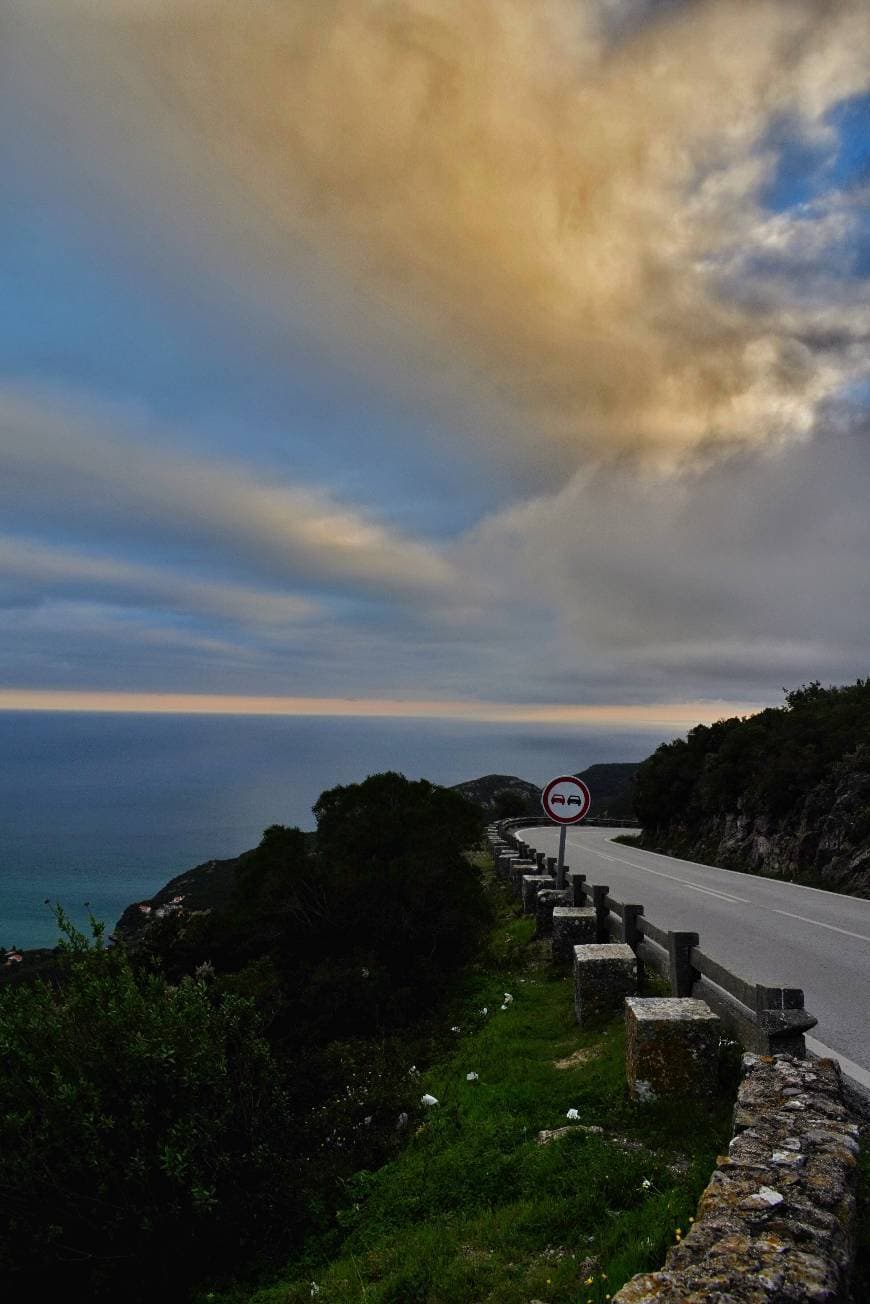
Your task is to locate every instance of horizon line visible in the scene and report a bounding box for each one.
[0,690,771,729]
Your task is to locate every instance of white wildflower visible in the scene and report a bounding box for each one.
[566,1108,580,1121]
[361,967,370,977]
[500,1004,508,1010]
[310,1283,320,1298]
[480,1007,488,1016]
[503,992,514,1003]
[450,1025,461,1033]
[641,1178,652,1190]
[421,1094,439,1107]
[409,1065,419,1077]
[466,1072,479,1082]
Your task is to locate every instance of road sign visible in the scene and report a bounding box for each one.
[541,775,591,824]
[541,775,591,889]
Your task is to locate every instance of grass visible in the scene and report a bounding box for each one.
[201,858,738,1304]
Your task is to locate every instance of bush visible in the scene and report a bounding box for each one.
[306,772,491,1031]
[0,912,303,1299]
[632,679,870,836]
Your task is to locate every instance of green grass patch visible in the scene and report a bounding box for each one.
[202,857,736,1304]
[851,1120,870,1299]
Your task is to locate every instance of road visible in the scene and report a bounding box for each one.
[518,824,870,1090]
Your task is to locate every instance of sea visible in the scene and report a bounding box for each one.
[0,711,656,951]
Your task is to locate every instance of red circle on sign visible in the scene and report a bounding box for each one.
[541,775,591,824]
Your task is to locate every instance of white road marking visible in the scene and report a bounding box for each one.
[770,909,870,944]
[567,838,749,904]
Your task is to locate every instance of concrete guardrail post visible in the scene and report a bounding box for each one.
[591,885,610,942]
[566,870,586,907]
[667,930,700,997]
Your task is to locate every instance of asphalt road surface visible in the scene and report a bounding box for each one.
[518,824,870,1091]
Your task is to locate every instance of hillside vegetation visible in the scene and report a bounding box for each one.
[575,763,640,819]
[633,680,870,895]
[0,773,490,1300]
[205,862,735,1304]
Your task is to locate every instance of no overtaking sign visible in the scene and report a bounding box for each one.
[541,775,591,824]
[541,774,591,888]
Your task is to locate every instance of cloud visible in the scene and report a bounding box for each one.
[0,386,456,601]
[13,0,870,477]
[0,535,320,626]
[460,409,870,700]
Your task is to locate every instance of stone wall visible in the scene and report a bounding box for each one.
[614,1053,860,1303]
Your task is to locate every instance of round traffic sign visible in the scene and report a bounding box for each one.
[541,775,591,824]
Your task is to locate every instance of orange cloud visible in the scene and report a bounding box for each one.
[17,0,870,472]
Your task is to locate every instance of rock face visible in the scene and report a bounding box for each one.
[709,754,870,895]
[648,755,870,896]
[614,1053,860,1303]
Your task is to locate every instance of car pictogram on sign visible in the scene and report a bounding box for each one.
[551,794,565,805]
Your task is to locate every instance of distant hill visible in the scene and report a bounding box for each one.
[574,763,641,819]
[451,763,641,820]
[449,774,541,817]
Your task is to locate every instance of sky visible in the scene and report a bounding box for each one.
[1,0,869,737]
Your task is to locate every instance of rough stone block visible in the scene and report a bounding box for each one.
[521,874,555,914]
[551,906,596,962]
[535,888,570,936]
[491,846,511,876]
[509,859,538,897]
[498,852,523,883]
[625,997,720,1102]
[574,942,636,1025]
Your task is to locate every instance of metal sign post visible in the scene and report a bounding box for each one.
[556,823,568,887]
[541,774,592,889]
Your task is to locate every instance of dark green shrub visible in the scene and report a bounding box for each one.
[306,772,491,1031]
[0,912,302,1299]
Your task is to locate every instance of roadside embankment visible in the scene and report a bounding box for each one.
[615,1053,859,1302]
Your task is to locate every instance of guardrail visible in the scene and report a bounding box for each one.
[492,822,817,1056]
[497,814,641,830]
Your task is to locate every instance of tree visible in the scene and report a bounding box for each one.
[307,772,490,1030]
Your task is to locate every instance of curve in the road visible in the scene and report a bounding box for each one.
[518,824,870,1092]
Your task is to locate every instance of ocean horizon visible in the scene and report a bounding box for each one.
[0,710,656,950]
